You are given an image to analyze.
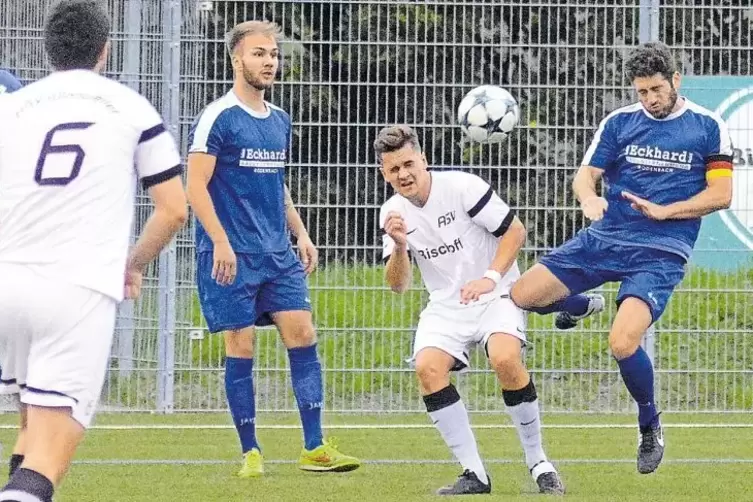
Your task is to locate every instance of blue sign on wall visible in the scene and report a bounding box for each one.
[683,77,753,271]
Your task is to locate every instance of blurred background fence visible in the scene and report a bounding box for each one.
[0,0,750,414]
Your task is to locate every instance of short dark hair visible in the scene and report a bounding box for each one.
[625,42,677,83]
[44,0,110,71]
[373,126,422,157]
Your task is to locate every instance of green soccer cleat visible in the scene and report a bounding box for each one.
[237,448,264,478]
[298,438,361,473]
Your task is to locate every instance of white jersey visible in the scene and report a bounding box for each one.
[0,70,182,301]
[380,170,520,305]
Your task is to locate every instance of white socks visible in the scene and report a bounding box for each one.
[424,384,489,484]
[503,380,549,471]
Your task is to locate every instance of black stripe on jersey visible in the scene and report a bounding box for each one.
[492,211,515,237]
[139,123,167,144]
[705,153,733,163]
[468,187,493,218]
[141,164,183,189]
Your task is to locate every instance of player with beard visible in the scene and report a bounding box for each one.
[510,41,734,475]
[187,20,360,477]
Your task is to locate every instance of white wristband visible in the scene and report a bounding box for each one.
[483,269,501,284]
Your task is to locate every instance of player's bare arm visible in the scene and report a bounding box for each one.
[573,165,608,221]
[126,176,188,299]
[187,152,236,286]
[622,175,732,220]
[460,216,526,304]
[384,211,412,293]
[284,184,318,274]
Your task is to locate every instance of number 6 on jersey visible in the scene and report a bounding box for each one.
[35,122,94,186]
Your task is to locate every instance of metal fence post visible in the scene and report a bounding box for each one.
[637,0,660,371]
[156,0,182,413]
[115,0,142,380]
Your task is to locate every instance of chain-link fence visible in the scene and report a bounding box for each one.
[1,0,750,414]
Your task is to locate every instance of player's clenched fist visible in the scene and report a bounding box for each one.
[580,196,609,221]
[384,211,408,248]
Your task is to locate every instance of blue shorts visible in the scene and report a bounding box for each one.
[196,248,311,333]
[538,230,687,322]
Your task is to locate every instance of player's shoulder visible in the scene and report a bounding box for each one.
[194,92,239,130]
[0,69,22,94]
[266,101,291,123]
[600,102,644,127]
[379,194,407,225]
[683,99,726,129]
[432,170,490,193]
[35,71,157,117]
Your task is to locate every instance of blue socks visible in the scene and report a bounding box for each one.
[527,294,590,316]
[225,346,325,453]
[616,346,659,428]
[225,356,259,453]
[288,344,324,450]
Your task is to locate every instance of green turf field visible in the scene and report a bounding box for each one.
[1,413,750,501]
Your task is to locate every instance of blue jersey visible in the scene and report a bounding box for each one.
[0,70,22,94]
[581,99,733,260]
[188,91,291,254]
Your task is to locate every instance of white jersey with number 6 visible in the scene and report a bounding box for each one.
[0,69,182,301]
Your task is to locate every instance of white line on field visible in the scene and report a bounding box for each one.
[1,423,752,430]
[66,458,753,466]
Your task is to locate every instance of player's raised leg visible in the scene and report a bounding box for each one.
[273,309,360,472]
[486,333,564,495]
[415,347,491,496]
[526,292,606,330]
[223,328,263,478]
[511,232,608,320]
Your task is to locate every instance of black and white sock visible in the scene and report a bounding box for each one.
[424,384,488,484]
[504,380,550,472]
[0,468,54,502]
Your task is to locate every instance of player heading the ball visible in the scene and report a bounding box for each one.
[510,41,734,475]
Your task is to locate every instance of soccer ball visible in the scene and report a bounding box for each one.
[457,85,519,143]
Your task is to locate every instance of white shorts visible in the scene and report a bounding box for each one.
[0,264,116,428]
[410,295,527,370]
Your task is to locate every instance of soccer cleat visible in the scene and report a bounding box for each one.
[298,438,361,472]
[555,293,606,330]
[436,469,491,496]
[531,461,565,495]
[637,421,665,474]
[237,448,264,478]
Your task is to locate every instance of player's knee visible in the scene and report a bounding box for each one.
[224,331,254,358]
[285,324,317,348]
[415,362,449,394]
[509,281,529,308]
[510,280,541,310]
[489,349,521,374]
[609,332,639,360]
[489,351,526,386]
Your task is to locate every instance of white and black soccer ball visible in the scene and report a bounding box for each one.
[457,85,519,144]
